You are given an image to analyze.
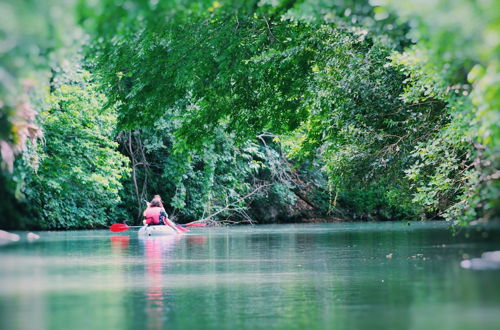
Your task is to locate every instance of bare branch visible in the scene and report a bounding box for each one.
[197,183,272,222]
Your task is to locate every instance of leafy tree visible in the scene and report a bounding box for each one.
[0,0,84,228]
[2,0,497,228]
[85,3,422,220]
[0,0,78,171]
[378,0,500,223]
[116,116,305,224]
[19,70,130,229]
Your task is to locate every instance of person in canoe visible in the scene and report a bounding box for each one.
[143,195,182,234]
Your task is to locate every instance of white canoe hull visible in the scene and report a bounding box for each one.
[138,225,176,236]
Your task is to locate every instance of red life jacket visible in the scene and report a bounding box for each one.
[143,207,163,225]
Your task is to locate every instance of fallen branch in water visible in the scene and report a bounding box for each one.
[193,183,272,225]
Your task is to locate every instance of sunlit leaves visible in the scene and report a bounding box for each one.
[84,0,498,223]
[23,71,130,229]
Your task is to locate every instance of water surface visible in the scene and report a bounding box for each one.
[1,222,499,330]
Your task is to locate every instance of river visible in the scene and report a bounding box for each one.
[0,222,499,330]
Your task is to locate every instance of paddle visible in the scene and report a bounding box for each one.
[110,222,206,233]
[182,223,206,227]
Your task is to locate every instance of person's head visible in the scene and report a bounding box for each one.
[150,195,164,208]
[150,199,161,207]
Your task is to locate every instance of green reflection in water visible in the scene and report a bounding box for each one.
[0,222,499,330]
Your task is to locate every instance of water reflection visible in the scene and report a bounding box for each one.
[141,235,182,330]
[186,235,207,247]
[0,223,499,330]
[110,235,130,250]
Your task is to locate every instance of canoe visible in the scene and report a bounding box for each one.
[138,225,177,236]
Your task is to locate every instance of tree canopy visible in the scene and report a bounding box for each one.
[0,0,498,229]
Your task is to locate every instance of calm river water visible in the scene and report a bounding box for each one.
[0,222,499,330]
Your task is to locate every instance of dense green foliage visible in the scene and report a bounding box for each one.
[117,125,301,223]
[0,0,498,229]
[0,0,77,172]
[380,0,500,223]
[80,2,418,222]
[12,69,130,230]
